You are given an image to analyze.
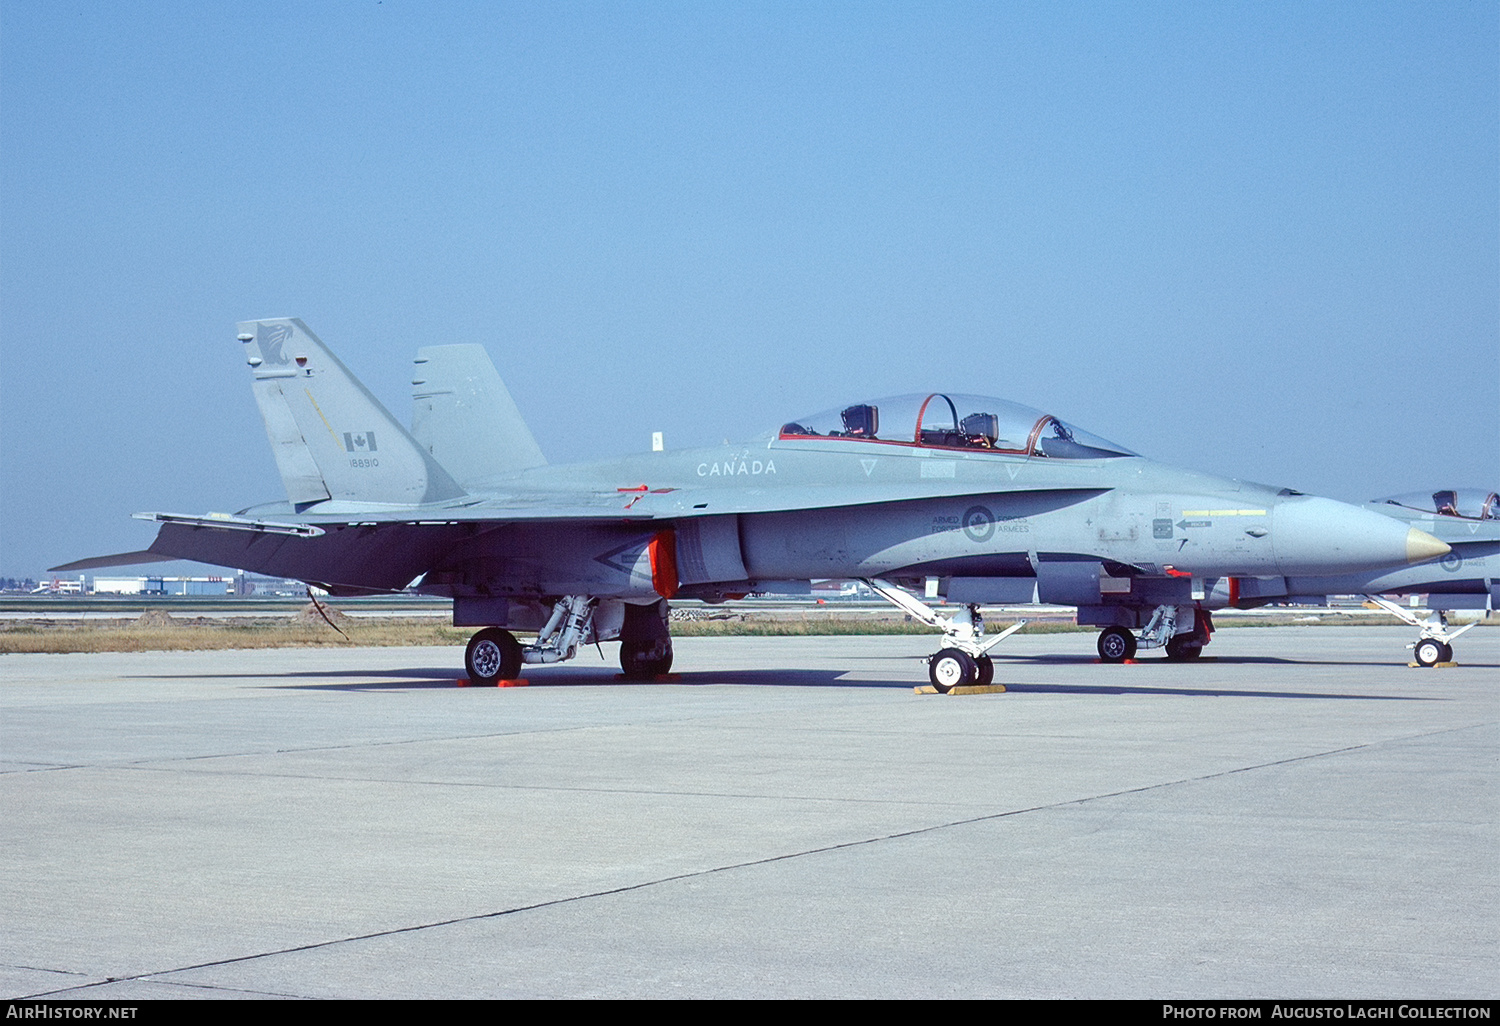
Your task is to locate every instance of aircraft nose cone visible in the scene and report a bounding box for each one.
[1405,527,1451,564]
[1272,497,1447,575]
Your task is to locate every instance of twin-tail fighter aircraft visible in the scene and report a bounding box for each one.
[1251,490,1497,666]
[56,319,1453,690]
[1039,486,1499,668]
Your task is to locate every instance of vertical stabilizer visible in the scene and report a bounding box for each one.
[411,344,547,488]
[238,319,466,506]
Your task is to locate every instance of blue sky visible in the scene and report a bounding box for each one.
[2,1,1495,579]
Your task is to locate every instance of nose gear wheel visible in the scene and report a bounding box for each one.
[929,648,977,693]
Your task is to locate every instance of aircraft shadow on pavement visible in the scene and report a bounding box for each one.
[266,667,917,691]
[999,682,1434,701]
[133,663,1442,700]
[131,666,909,690]
[128,667,464,689]
[993,653,1460,667]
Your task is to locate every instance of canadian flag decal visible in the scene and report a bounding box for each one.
[343,432,378,452]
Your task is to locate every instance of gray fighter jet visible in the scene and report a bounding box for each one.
[1215,489,1497,666]
[1031,486,1497,667]
[56,319,1452,689]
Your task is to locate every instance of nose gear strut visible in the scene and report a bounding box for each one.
[1364,594,1476,666]
[863,578,1027,692]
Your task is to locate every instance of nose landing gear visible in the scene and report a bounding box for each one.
[1413,637,1453,668]
[865,578,1024,692]
[1365,595,1474,666]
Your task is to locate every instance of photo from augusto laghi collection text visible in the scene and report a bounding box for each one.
[1162,1006,1493,1020]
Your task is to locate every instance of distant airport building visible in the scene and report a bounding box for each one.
[83,573,309,597]
[90,578,147,595]
[92,576,236,596]
[31,577,86,594]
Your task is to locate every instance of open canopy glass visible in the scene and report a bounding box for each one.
[1377,489,1499,521]
[778,393,1135,459]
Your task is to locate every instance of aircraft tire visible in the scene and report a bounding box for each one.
[620,639,673,679]
[1440,642,1454,663]
[466,628,523,686]
[929,648,976,693]
[1164,634,1203,660]
[975,654,995,687]
[1097,627,1137,663]
[1414,638,1445,667]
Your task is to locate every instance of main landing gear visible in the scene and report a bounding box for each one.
[1097,626,1136,662]
[465,627,524,685]
[619,599,674,678]
[864,578,1027,693]
[462,596,674,685]
[1097,607,1214,663]
[1364,595,1473,666]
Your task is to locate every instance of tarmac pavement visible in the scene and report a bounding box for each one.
[1,625,1495,999]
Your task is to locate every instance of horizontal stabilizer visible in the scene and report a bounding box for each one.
[49,550,179,573]
[137,518,468,593]
[49,511,326,573]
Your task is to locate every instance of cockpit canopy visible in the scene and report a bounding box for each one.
[1378,489,1499,521]
[778,393,1135,459]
